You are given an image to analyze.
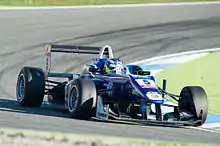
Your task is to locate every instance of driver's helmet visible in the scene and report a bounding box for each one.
[104,58,125,74]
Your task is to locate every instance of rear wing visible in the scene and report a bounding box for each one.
[45,44,114,78]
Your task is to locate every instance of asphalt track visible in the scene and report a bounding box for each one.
[1,3,220,144]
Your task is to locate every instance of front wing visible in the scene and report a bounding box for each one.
[95,95,201,127]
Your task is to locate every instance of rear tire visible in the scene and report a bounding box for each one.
[179,86,208,126]
[67,79,97,120]
[16,67,45,107]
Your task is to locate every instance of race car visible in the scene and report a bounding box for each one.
[16,44,208,126]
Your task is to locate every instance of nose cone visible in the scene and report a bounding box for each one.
[146,91,163,101]
[139,86,164,104]
[130,76,164,104]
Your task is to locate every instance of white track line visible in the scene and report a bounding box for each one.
[191,127,220,134]
[0,1,220,10]
[191,123,220,134]
[200,123,220,128]
[131,48,220,65]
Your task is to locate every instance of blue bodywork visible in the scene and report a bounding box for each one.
[48,57,164,105]
[81,58,164,104]
[47,58,164,106]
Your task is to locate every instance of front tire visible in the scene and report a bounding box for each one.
[179,86,208,126]
[16,67,45,107]
[67,79,97,120]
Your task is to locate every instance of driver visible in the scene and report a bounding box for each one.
[103,58,125,74]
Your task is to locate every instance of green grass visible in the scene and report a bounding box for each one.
[0,128,216,146]
[155,52,220,115]
[0,0,219,6]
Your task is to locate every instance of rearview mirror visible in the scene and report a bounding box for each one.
[89,67,99,72]
[137,70,151,75]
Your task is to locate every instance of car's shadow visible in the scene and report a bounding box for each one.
[0,98,70,118]
[0,98,186,128]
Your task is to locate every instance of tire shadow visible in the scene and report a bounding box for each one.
[0,98,69,118]
[0,98,190,129]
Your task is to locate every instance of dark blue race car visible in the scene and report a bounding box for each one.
[16,44,208,127]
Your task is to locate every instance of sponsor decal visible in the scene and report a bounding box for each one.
[104,82,114,96]
[147,91,158,94]
[45,57,50,71]
[45,45,51,78]
[146,91,162,100]
[45,45,51,56]
[136,79,157,88]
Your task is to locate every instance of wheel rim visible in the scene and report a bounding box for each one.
[17,74,25,101]
[68,85,78,112]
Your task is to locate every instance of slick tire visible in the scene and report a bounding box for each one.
[67,79,97,120]
[16,67,45,107]
[179,86,208,126]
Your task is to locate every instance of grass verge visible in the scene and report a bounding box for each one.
[155,52,220,115]
[0,128,217,146]
[0,0,220,6]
